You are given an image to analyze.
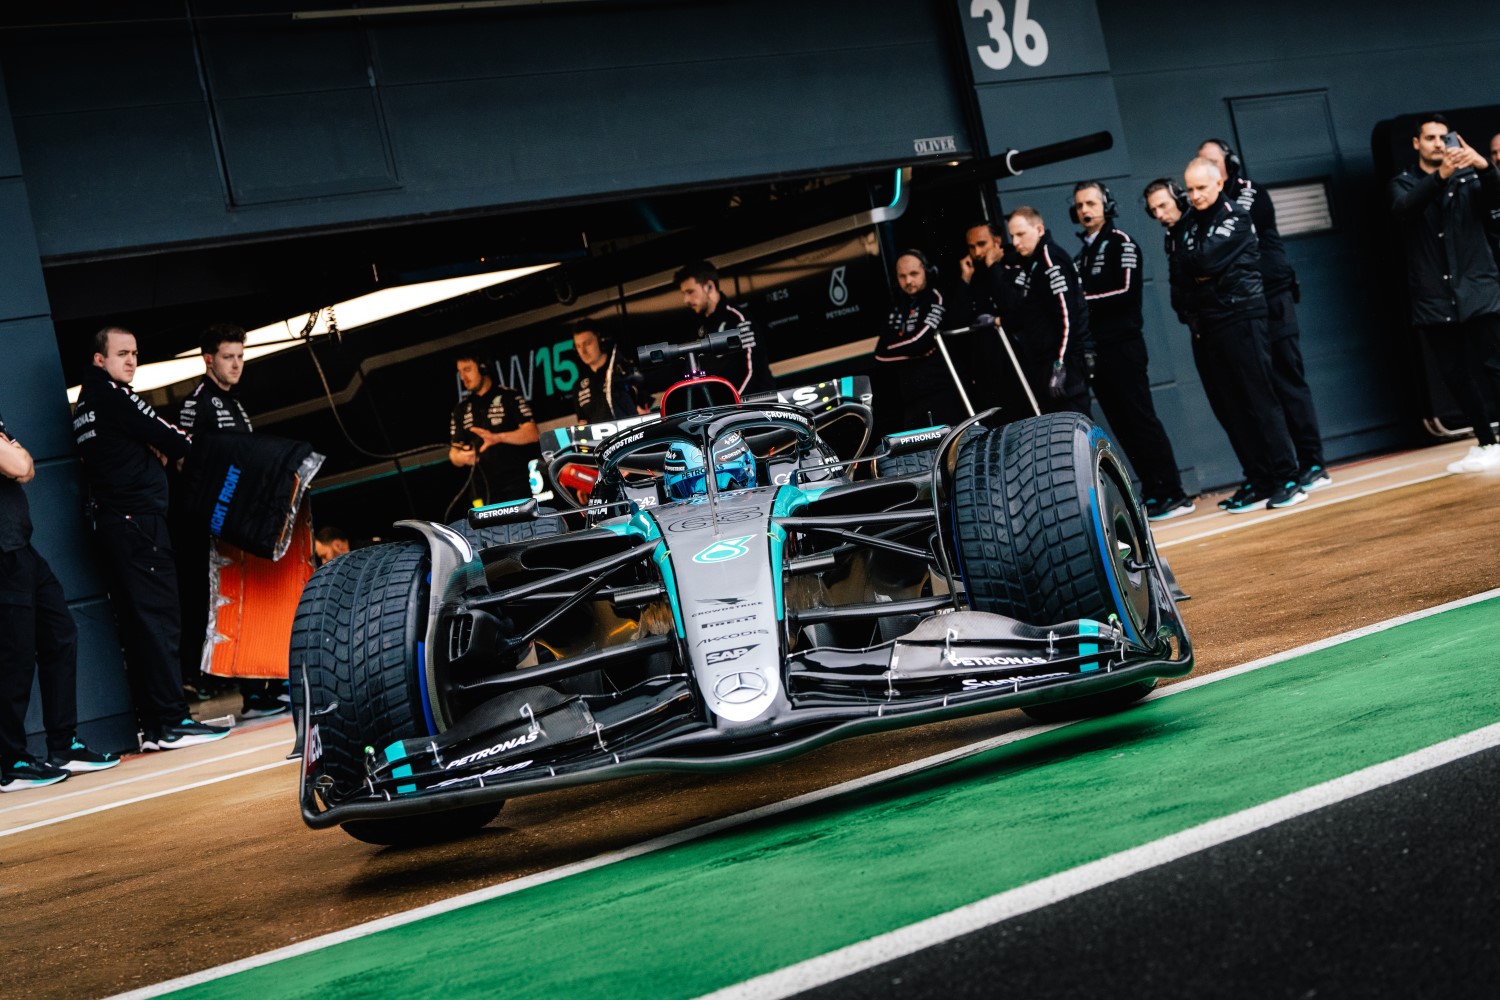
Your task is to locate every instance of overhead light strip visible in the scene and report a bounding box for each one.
[292,0,603,20]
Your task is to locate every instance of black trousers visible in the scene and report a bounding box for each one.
[94,510,188,729]
[1421,313,1500,447]
[1191,314,1298,492]
[1265,289,1325,469]
[1091,335,1186,500]
[0,544,78,761]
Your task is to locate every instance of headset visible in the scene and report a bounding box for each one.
[1142,178,1190,215]
[896,248,938,282]
[1068,180,1118,225]
[1203,138,1244,181]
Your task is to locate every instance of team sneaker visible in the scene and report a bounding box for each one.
[241,692,289,719]
[1146,495,1197,522]
[46,738,121,773]
[1297,465,1333,491]
[1267,480,1309,510]
[1218,483,1266,514]
[1447,443,1500,473]
[141,718,232,751]
[1,757,71,792]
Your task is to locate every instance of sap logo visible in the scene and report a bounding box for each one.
[705,645,758,665]
[445,730,540,770]
[432,759,533,788]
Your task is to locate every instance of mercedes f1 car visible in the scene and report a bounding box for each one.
[292,332,1192,845]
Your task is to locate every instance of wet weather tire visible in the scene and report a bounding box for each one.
[448,509,566,551]
[951,413,1159,722]
[876,448,937,479]
[290,541,501,846]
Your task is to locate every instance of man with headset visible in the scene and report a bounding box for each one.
[447,352,541,504]
[1071,181,1193,521]
[1172,160,1305,513]
[1198,139,1330,492]
[873,249,963,431]
[571,324,649,423]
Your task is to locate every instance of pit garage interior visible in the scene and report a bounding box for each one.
[5,0,1497,766]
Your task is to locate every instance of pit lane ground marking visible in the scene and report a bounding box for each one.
[0,758,295,840]
[116,587,1500,1000]
[702,722,1500,1000]
[1155,471,1451,549]
[0,733,291,822]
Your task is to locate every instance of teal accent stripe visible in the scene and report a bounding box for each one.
[886,166,902,209]
[1079,619,1100,672]
[653,541,685,638]
[840,375,854,399]
[769,522,788,622]
[1087,486,1141,645]
[382,742,407,764]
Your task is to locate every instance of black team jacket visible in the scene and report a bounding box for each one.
[73,365,192,515]
[1172,195,1266,328]
[1390,161,1500,325]
[1074,220,1144,345]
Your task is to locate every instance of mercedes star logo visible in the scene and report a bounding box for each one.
[714,671,768,704]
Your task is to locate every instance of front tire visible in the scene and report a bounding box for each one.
[290,541,501,846]
[951,413,1160,721]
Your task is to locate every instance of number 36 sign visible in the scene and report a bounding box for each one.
[959,0,1110,81]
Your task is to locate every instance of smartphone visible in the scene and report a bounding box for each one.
[1443,132,1461,150]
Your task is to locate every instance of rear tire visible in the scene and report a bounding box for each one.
[448,510,566,551]
[951,413,1159,721]
[875,448,936,479]
[290,541,501,846]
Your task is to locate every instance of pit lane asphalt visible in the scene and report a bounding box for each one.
[5,443,1499,998]
[799,744,1500,1000]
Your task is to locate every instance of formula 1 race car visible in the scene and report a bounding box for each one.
[292,333,1192,845]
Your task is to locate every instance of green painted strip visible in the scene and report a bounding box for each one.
[172,597,1500,1000]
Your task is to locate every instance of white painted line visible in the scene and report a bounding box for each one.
[1156,472,1451,549]
[0,758,295,840]
[110,588,1500,1000]
[699,721,1500,1000]
[0,735,292,818]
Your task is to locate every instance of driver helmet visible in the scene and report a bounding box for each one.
[662,432,758,499]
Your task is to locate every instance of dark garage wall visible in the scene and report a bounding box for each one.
[952,0,1500,493]
[3,0,972,259]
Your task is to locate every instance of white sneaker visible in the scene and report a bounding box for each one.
[1448,443,1500,473]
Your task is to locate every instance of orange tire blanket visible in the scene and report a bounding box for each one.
[204,503,315,679]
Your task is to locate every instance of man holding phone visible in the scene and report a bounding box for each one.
[1390,114,1500,472]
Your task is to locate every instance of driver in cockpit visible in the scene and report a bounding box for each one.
[662,432,757,500]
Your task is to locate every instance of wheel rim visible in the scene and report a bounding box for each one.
[1097,455,1157,642]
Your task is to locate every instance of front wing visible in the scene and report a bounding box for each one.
[299,606,1191,829]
